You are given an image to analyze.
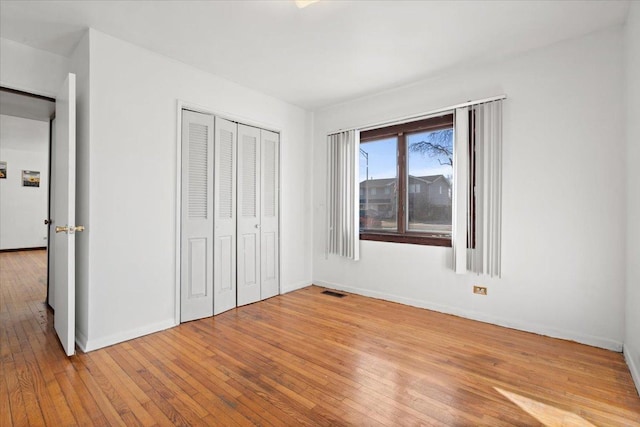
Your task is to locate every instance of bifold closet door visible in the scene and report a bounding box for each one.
[237,126,280,306]
[213,117,238,315]
[237,124,261,306]
[260,130,279,299]
[181,110,214,322]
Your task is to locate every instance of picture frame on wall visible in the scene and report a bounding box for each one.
[22,170,40,187]
[0,161,6,179]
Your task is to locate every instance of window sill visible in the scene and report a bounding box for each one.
[359,232,452,247]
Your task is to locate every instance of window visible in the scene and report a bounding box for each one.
[359,114,453,246]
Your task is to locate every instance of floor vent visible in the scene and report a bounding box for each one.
[322,290,346,298]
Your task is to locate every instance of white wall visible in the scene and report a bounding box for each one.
[0,38,69,98]
[312,27,626,351]
[625,2,640,394]
[0,115,49,250]
[81,29,312,350]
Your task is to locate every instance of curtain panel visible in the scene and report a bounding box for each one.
[326,130,360,260]
[453,100,503,277]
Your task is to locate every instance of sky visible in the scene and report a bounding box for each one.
[359,129,453,182]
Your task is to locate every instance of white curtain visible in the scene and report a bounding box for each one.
[326,130,360,260]
[453,100,503,277]
[453,108,469,274]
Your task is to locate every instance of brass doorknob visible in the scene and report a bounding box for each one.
[55,225,85,234]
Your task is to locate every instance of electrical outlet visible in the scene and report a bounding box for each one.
[473,286,487,295]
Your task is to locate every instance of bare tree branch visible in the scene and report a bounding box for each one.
[408,129,454,167]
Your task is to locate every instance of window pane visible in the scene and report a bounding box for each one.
[406,128,453,234]
[359,137,397,231]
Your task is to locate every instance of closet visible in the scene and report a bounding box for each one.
[180,110,279,322]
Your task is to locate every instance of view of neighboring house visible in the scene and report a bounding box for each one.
[360,174,452,222]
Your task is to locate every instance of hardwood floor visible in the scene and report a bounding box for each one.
[1,249,639,426]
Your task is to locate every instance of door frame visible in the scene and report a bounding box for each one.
[46,112,55,307]
[174,100,283,324]
[0,85,56,306]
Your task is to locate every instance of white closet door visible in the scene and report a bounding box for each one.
[213,117,237,315]
[181,110,214,322]
[260,130,280,299]
[237,124,261,306]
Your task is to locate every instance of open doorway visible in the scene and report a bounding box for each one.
[1,76,78,357]
[0,87,56,308]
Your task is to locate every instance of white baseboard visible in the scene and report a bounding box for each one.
[281,279,312,294]
[624,344,640,396]
[81,318,178,352]
[313,279,623,352]
[79,280,312,352]
[76,328,88,353]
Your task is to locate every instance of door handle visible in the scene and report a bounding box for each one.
[55,225,85,234]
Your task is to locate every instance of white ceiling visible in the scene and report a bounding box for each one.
[0,0,630,110]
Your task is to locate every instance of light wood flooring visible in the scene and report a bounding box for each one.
[1,249,639,426]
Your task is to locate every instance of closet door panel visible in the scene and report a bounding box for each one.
[181,110,214,322]
[242,234,257,284]
[237,124,261,306]
[213,117,237,315]
[260,130,280,300]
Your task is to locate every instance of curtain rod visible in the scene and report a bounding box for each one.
[329,94,507,135]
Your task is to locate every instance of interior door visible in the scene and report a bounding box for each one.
[213,117,237,314]
[260,130,280,299]
[52,73,77,356]
[237,124,261,306]
[180,110,214,322]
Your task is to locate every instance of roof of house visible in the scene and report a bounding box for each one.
[360,174,448,186]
